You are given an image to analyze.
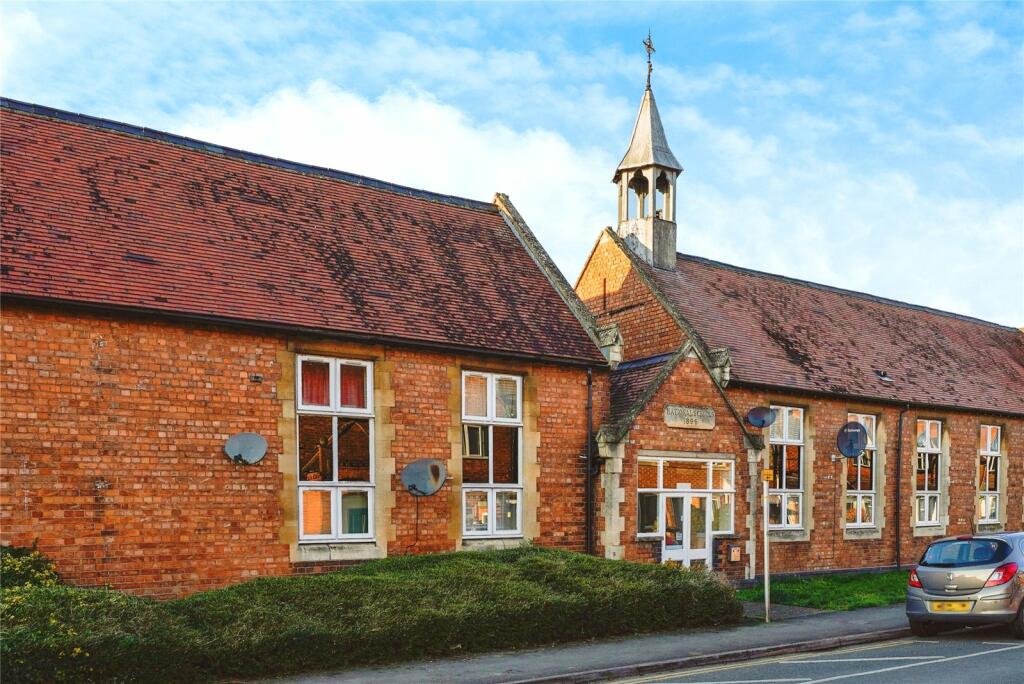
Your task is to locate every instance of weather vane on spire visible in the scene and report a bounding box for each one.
[643,31,655,88]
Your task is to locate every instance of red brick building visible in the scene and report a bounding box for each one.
[3,81,1021,598]
[0,99,614,597]
[576,79,1024,580]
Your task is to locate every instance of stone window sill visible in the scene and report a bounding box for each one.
[461,537,527,551]
[912,524,947,538]
[768,528,810,543]
[295,541,384,563]
[844,526,882,541]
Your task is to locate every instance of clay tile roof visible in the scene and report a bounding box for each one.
[642,253,1024,416]
[0,99,604,365]
[609,353,675,427]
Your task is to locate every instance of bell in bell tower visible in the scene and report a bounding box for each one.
[613,34,682,270]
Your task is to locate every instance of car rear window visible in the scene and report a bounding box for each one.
[920,539,1011,567]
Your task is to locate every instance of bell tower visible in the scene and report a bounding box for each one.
[613,34,682,270]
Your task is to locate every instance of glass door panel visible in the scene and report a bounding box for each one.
[689,496,708,551]
[662,494,712,568]
[664,496,685,557]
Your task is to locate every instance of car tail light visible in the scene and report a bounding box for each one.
[909,569,923,588]
[985,562,1019,587]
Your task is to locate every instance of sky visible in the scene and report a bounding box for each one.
[2,1,1022,327]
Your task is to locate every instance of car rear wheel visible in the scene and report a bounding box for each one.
[1010,605,1024,640]
[909,619,939,637]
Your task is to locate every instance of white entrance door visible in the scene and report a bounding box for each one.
[662,494,712,568]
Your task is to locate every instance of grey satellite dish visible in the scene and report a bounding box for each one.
[745,406,776,429]
[401,459,447,496]
[836,422,868,458]
[224,432,267,465]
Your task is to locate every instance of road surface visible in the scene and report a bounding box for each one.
[613,626,1024,684]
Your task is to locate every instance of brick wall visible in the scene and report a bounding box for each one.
[0,303,291,596]
[612,355,751,580]
[534,364,609,550]
[576,232,683,361]
[606,360,1023,579]
[727,386,1023,575]
[1,302,603,597]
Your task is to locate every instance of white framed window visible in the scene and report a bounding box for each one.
[462,371,523,537]
[915,419,942,527]
[298,355,373,414]
[636,458,735,537]
[297,356,374,542]
[978,425,1002,523]
[767,406,804,529]
[845,413,877,528]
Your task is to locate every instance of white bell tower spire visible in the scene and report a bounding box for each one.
[613,33,682,270]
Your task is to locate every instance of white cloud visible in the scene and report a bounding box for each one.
[908,120,1024,161]
[661,63,823,99]
[939,22,999,60]
[680,149,1024,327]
[0,7,46,87]
[845,6,923,32]
[172,81,1023,327]
[324,31,551,92]
[669,106,780,181]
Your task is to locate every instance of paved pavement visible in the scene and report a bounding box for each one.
[740,601,824,621]
[613,627,1024,683]
[275,604,908,684]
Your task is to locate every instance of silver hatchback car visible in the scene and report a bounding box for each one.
[907,532,1024,638]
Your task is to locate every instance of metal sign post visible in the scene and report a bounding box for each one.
[745,407,779,626]
[762,467,771,623]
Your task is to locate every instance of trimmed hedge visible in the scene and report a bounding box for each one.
[1,546,61,590]
[1,546,742,682]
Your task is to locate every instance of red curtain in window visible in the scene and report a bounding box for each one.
[302,361,330,406]
[339,365,366,409]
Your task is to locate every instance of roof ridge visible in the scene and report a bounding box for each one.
[675,252,1018,332]
[0,97,497,214]
[613,352,675,372]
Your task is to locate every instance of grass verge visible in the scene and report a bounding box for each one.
[736,570,908,611]
[1,546,742,682]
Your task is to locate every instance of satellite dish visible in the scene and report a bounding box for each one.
[836,422,868,458]
[400,459,447,496]
[224,432,267,465]
[745,406,776,429]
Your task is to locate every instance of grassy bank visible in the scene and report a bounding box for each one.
[1,546,742,683]
[736,570,908,611]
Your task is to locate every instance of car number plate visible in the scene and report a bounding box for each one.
[931,601,971,612]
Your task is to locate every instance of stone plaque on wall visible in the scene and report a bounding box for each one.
[664,404,715,430]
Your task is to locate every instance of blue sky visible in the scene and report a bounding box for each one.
[3,1,1022,326]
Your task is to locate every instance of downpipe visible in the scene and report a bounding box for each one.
[895,404,910,569]
[585,368,595,555]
